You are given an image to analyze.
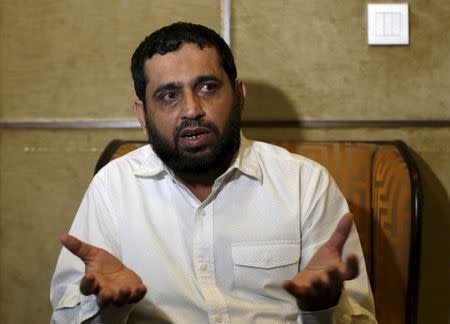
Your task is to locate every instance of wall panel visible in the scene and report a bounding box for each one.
[0,128,143,322]
[0,0,220,120]
[232,0,450,120]
[0,1,449,323]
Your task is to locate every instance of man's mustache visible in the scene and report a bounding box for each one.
[174,120,220,139]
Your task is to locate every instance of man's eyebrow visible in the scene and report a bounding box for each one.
[152,82,182,99]
[194,75,223,85]
[152,75,223,99]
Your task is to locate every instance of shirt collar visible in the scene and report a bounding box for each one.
[227,134,263,183]
[133,133,263,183]
[133,146,167,178]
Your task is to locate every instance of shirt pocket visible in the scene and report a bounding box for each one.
[231,241,300,298]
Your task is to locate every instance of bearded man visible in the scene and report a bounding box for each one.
[50,22,376,324]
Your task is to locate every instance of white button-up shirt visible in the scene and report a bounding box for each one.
[50,136,376,323]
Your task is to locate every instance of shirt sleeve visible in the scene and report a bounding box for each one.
[298,164,377,323]
[299,291,377,324]
[50,172,132,323]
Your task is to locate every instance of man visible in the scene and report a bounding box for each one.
[50,22,376,323]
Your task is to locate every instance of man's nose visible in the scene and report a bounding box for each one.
[182,90,205,119]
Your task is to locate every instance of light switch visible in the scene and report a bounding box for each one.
[368,3,409,45]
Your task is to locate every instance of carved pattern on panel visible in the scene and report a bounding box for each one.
[372,146,411,324]
[274,142,377,279]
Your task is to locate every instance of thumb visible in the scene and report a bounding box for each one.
[326,212,354,252]
[60,233,95,262]
[341,254,359,281]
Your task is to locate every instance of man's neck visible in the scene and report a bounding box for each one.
[179,179,213,202]
[175,155,233,202]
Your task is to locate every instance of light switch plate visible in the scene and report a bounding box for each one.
[368,3,409,45]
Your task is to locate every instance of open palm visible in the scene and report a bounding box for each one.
[61,234,147,307]
[283,213,359,311]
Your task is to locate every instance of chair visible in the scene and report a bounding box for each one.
[95,139,422,324]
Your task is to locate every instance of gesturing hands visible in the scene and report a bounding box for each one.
[60,234,147,307]
[283,213,359,311]
[60,213,356,311]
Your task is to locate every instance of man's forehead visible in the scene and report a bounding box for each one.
[143,43,223,85]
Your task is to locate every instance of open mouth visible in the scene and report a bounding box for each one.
[179,127,211,138]
[182,132,207,140]
[178,127,214,148]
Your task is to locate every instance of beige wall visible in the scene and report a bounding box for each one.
[0,1,448,323]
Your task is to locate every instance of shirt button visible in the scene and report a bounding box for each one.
[214,315,223,322]
[198,209,206,217]
[199,262,208,272]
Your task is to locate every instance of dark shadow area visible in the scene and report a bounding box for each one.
[128,299,173,323]
[411,150,450,324]
[240,81,299,121]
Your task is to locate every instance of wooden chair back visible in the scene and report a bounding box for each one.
[95,139,422,324]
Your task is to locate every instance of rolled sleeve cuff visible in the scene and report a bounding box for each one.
[300,306,334,324]
[298,290,377,324]
[80,295,134,324]
[52,287,133,324]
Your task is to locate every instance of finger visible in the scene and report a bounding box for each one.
[283,280,309,298]
[97,289,113,308]
[114,287,131,306]
[129,285,147,303]
[80,273,99,295]
[310,275,325,296]
[328,267,341,288]
[60,233,95,261]
[341,254,359,280]
[326,213,354,252]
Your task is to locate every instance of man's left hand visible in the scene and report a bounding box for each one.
[283,212,359,311]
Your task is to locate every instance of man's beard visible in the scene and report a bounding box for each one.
[145,99,241,175]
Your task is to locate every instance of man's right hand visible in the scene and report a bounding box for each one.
[60,234,147,307]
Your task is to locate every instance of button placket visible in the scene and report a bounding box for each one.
[197,208,206,218]
[199,261,208,272]
[192,203,231,323]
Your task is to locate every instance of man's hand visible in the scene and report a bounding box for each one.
[283,213,359,311]
[60,234,147,307]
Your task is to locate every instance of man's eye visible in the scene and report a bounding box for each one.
[198,83,217,94]
[161,92,178,102]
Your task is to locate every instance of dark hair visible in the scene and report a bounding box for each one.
[131,22,237,103]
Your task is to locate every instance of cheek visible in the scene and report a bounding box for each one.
[150,114,178,137]
[211,103,235,128]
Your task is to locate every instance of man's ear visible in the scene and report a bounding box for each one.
[235,80,246,113]
[134,99,148,137]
